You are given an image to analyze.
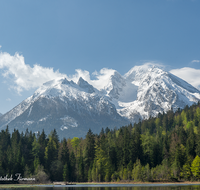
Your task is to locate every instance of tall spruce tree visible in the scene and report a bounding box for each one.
[84,129,95,172]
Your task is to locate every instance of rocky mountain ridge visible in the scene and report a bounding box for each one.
[0,64,199,139]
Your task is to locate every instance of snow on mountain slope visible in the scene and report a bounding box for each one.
[0,77,128,139]
[112,64,200,122]
[0,63,200,139]
[102,71,126,99]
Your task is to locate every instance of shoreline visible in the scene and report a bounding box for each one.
[1,181,200,188]
[76,181,200,185]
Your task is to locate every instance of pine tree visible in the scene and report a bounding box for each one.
[44,136,58,171]
[63,163,70,182]
[69,151,76,181]
[84,129,95,172]
[186,124,196,159]
[59,138,69,165]
[38,129,47,166]
[123,127,130,167]
[77,156,84,181]
[196,123,200,157]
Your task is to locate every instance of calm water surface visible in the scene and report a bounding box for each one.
[2,184,200,190]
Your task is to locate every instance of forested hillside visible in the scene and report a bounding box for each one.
[1,102,200,182]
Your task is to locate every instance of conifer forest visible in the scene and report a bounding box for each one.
[1,102,200,183]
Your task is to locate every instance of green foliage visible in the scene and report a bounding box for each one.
[142,163,151,181]
[181,110,188,127]
[71,137,80,158]
[83,129,95,173]
[191,155,200,179]
[77,156,84,182]
[50,160,63,181]
[71,137,80,149]
[58,138,69,165]
[151,159,170,180]
[34,165,49,183]
[180,162,191,180]
[63,163,70,182]
[132,159,142,181]
[141,131,155,167]
[44,137,58,170]
[33,156,40,174]
[0,102,200,182]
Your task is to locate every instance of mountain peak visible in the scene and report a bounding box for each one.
[105,71,126,99]
[59,78,76,86]
[77,77,95,93]
[124,63,165,83]
[61,78,70,85]
[0,64,200,139]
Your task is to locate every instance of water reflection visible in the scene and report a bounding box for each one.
[9,185,200,190]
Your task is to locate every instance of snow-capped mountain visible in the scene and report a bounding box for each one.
[0,77,128,139]
[119,64,200,122]
[0,64,199,139]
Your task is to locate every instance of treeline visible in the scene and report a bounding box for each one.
[1,102,200,182]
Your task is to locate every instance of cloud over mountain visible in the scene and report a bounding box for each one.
[0,64,199,139]
[170,67,200,90]
[1,50,200,95]
[0,52,66,93]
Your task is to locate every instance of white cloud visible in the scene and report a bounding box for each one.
[67,68,116,90]
[5,50,199,99]
[191,60,200,63]
[6,98,11,102]
[0,51,117,94]
[170,67,200,90]
[90,68,116,90]
[74,66,200,92]
[142,62,165,68]
[68,69,91,83]
[0,52,67,94]
[0,45,2,49]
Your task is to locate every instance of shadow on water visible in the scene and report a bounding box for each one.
[7,185,200,190]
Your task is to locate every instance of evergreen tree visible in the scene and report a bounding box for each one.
[141,131,154,167]
[186,124,196,159]
[195,123,200,157]
[44,136,58,172]
[0,126,10,173]
[63,163,70,182]
[123,127,130,167]
[38,129,47,166]
[59,138,69,165]
[69,151,76,181]
[84,129,95,172]
[77,156,84,181]
[130,125,143,164]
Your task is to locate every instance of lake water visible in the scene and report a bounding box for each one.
[4,184,200,190]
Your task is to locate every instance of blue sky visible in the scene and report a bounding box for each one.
[0,0,200,114]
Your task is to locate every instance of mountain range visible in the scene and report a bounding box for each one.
[0,64,199,139]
